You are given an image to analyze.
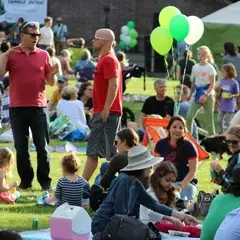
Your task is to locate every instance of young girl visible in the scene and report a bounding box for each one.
[154,116,198,201]
[54,154,89,206]
[210,125,240,192]
[217,64,239,133]
[140,162,181,227]
[140,162,201,238]
[0,148,19,204]
[186,46,217,136]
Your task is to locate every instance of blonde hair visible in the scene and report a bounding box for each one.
[61,154,80,174]
[61,86,78,100]
[197,45,215,64]
[0,148,14,173]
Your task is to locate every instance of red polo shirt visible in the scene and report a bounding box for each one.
[93,52,122,114]
[6,46,51,107]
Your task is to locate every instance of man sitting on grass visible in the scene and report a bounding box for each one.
[128,79,175,141]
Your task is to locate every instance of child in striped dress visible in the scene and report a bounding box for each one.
[54,154,89,207]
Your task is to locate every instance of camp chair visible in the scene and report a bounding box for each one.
[143,117,209,161]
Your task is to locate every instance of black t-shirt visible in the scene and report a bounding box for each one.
[141,96,175,117]
[85,98,93,110]
[178,58,196,76]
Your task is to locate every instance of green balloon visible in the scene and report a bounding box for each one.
[150,26,173,56]
[127,21,135,29]
[169,14,189,41]
[119,41,126,49]
[159,6,181,29]
[129,29,138,39]
[129,39,137,48]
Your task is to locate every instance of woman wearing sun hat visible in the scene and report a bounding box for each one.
[91,145,198,235]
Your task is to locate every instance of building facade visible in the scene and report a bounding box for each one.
[48,0,227,49]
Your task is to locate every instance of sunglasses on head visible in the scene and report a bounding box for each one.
[22,32,41,38]
[93,36,110,41]
[21,21,40,30]
[226,140,240,146]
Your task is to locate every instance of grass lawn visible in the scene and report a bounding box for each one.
[0,77,227,232]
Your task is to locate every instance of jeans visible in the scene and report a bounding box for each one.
[9,107,51,187]
[218,111,235,134]
[174,182,197,201]
[186,94,215,136]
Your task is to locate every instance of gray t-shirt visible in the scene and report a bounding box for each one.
[222,53,240,82]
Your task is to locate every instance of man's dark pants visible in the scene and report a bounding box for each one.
[9,107,51,188]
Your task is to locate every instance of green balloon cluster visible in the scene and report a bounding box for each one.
[119,21,138,50]
[150,6,193,56]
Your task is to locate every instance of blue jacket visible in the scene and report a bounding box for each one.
[194,84,210,103]
[92,173,173,234]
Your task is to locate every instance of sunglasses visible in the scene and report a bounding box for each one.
[93,36,110,41]
[22,32,41,38]
[114,140,119,146]
[226,140,240,146]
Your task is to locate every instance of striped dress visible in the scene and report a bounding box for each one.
[54,176,87,207]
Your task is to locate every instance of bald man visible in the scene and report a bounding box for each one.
[82,29,122,181]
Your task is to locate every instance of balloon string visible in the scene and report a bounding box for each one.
[164,56,170,80]
[178,46,190,103]
[171,46,176,80]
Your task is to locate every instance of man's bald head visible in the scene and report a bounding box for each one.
[94,28,115,42]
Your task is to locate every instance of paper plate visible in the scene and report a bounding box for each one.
[168,230,190,237]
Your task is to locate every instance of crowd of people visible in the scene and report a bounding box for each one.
[0,15,240,240]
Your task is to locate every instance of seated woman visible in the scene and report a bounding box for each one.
[100,128,139,190]
[154,116,198,201]
[74,49,96,80]
[91,145,198,235]
[210,125,240,192]
[201,165,240,240]
[78,82,93,126]
[56,86,89,132]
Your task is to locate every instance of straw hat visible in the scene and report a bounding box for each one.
[121,146,163,171]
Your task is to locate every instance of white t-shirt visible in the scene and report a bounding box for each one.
[56,99,89,130]
[140,188,164,224]
[191,63,216,94]
[39,26,54,46]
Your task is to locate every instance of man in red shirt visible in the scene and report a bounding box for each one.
[82,29,122,181]
[0,21,58,190]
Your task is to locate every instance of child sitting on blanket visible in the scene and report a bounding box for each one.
[47,154,89,207]
[0,148,20,204]
[140,162,201,238]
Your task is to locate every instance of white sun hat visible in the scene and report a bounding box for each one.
[121,145,164,171]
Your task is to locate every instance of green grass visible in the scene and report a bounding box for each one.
[1,77,227,232]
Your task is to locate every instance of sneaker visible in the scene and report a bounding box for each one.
[18,182,32,190]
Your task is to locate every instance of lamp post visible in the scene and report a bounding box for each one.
[103,5,110,28]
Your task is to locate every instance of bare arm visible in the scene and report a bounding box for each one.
[205,75,215,96]
[0,171,17,192]
[104,77,118,110]
[0,52,9,77]
[139,112,146,130]
[46,72,57,86]
[179,158,198,187]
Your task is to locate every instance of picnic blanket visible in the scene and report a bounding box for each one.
[7,142,87,153]
[20,229,200,240]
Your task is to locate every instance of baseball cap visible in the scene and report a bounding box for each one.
[57,76,68,83]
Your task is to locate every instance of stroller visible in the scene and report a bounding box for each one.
[121,64,147,127]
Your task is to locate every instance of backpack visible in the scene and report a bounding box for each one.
[93,214,161,240]
[193,190,218,217]
[89,184,107,212]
